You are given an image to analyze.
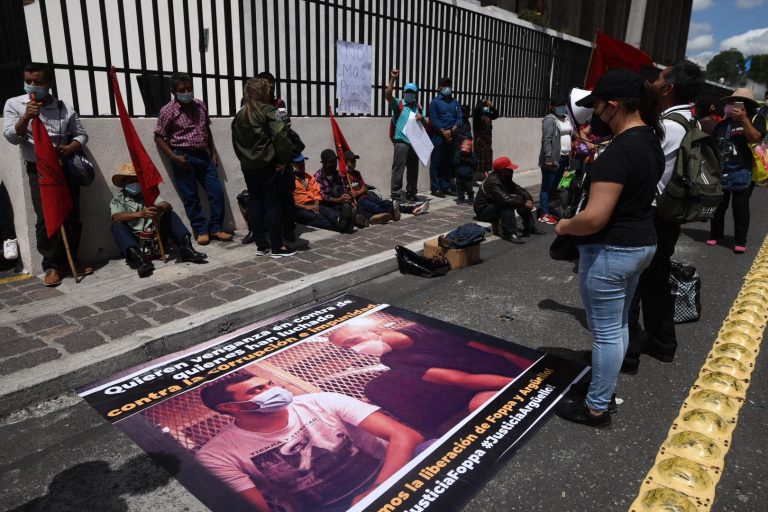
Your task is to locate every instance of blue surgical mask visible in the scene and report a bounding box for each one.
[124,182,142,197]
[441,87,452,97]
[554,105,567,117]
[24,84,49,100]
[244,386,294,413]
[176,92,194,104]
[404,92,417,104]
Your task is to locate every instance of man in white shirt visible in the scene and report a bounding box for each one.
[625,61,705,369]
[196,373,423,512]
[3,63,89,287]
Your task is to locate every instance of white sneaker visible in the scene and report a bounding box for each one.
[3,239,17,260]
[413,200,431,215]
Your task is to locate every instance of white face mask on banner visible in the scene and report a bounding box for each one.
[350,339,392,356]
[237,386,294,413]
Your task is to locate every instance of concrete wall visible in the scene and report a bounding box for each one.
[0,116,543,274]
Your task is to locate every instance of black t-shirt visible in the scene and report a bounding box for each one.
[713,114,767,169]
[576,126,663,247]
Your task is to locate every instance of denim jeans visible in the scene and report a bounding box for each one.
[171,150,225,236]
[578,243,656,412]
[111,211,190,255]
[539,154,568,216]
[357,197,393,218]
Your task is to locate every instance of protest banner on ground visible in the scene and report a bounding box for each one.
[336,41,373,114]
[77,295,587,512]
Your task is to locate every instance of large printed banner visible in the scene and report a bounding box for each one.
[77,295,587,512]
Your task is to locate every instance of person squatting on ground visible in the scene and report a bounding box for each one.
[3,63,91,287]
[453,139,477,204]
[196,373,423,512]
[472,98,499,181]
[343,151,400,226]
[292,154,352,233]
[154,73,232,246]
[385,69,423,202]
[708,87,767,254]
[314,149,358,234]
[538,94,573,225]
[555,69,664,429]
[109,165,207,278]
[232,78,296,259]
[624,61,705,370]
[428,77,462,197]
[473,156,543,244]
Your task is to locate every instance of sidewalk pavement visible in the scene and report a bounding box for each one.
[0,169,544,415]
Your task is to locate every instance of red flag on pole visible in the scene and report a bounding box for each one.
[32,116,73,238]
[328,106,351,177]
[585,31,655,89]
[109,66,164,206]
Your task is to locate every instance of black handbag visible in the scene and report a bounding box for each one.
[64,150,95,186]
[549,234,579,261]
[395,245,450,278]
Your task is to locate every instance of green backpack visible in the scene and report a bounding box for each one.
[656,113,723,223]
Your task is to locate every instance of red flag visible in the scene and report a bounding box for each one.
[32,116,73,238]
[585,31,655,89]
[109,66,164,206]
[328,107,351,177]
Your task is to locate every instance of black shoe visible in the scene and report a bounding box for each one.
[581,350,639,376]
[271,247,297,259]
[556,396,612,429]
[641,342,675,363]
[502,233,525,244]
[432,191,445,198]
[241,231,255,245]
[406,192,417,202]
[444,189,458,196]
[126,246,154,278]
[337,203,354,232]
[523,227,546,235]
[179,235,208,263]
[392,200,401,221]
[456,196,465,204]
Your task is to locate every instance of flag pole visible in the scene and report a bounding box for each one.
[584,31,598,88]
[59,226,81,283]
[152,220,168,263]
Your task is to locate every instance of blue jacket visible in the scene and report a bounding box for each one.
[429,95,462,130]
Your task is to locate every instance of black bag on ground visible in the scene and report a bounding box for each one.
[549,234,579,261]
[670,261,701,323]
[395,245,450,278]
[438,223,486,249]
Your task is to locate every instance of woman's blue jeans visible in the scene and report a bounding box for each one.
[578,243,656,412]
[539,154,569,216]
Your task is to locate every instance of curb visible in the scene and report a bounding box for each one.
[0,236,439,416]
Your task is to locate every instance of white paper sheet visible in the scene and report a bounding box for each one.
[402,112,433,166]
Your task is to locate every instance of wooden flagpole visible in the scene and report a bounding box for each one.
[59,225,80,283]
[584,31,598,88]
[152,220,169,263]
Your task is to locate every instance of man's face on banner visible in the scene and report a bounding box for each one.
[219,377,275,413]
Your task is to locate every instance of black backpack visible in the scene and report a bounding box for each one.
[655,113,722,223]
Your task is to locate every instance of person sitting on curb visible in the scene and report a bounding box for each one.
[292,154,353,232]
[314,149,358,233]
[109,164,207,278]
[344,151,399,227]
[473,156,544,244]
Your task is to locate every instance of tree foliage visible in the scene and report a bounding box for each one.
[705,50,744,85]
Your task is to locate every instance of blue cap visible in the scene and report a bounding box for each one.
[292,154,307,162]
[404,82,418,93]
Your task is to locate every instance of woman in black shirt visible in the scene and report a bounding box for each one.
[554,70,664,428]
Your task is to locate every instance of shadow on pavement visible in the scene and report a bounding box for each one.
[537,298,589,330]
[9,453,179,512]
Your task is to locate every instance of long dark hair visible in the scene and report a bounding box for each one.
[615,82,664,141]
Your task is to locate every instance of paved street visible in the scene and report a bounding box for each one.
[1,184,766,511]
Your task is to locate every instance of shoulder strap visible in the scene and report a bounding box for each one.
[664,112,693,131]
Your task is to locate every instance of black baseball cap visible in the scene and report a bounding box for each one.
[320,149,337,162]
[343,150,359,160]
[576,69,645,108]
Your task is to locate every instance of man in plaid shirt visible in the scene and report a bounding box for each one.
[313,149,357,233]
[154,73,231,245]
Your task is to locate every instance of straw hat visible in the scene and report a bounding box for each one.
[720,88,759,109]
[112,164,138,188]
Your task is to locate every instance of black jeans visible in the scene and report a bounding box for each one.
[26,161,82,271]
[626,211,682,361]
[710,182,754,246]
[0,182,15,241]
[294,204,343,232]
[475,203,535,235]
[243,170,282,250]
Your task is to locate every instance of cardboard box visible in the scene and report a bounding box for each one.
[423,238,481,270]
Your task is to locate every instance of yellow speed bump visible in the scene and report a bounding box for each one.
[630,237,767,512]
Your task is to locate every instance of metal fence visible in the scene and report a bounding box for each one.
[25,0,593,118]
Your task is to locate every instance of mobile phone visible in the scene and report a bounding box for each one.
[734,101,744,109]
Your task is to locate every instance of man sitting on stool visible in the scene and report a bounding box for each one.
[474,156,544,244]
[110,164,207,277]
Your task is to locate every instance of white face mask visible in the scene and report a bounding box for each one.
[237,386,294,413]
[350,339,392,356]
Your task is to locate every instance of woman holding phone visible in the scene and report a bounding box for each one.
[708,88,767,254]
